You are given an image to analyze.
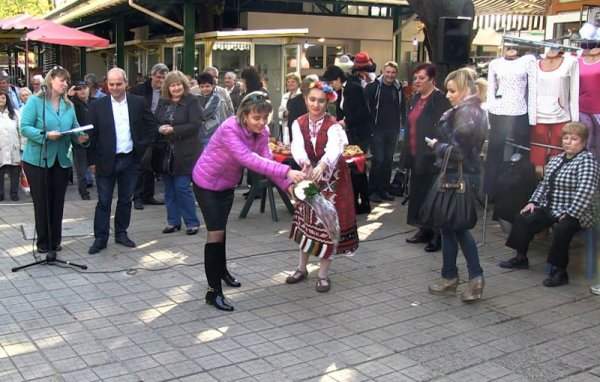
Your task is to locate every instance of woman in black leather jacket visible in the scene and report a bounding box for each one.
[426,67,487,303]
[404,63,451,252]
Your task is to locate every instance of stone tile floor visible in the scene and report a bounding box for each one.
[0,183,599,381]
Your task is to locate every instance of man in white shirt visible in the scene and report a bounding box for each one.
[87,68,159,254]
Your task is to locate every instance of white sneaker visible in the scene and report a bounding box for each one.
[590,284,600,295]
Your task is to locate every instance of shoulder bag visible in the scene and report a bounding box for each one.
[417,146,477,231]
[141,135,174,174]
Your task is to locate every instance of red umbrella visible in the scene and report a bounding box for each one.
[0,14,109,48]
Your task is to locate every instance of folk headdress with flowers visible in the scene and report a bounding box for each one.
[309,81,338,102]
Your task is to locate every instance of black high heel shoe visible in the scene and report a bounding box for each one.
[222,270,241,287]
[205,289,234,311]
[162,225,181,234]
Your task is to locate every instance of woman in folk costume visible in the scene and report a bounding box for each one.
[286,81,359,293]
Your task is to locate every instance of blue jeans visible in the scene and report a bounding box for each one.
[369,129,398,196]
[439,172,483,280]
[162,174,200,228]
[94,153,138,243]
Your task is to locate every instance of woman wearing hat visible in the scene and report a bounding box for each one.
[352,52,377,88]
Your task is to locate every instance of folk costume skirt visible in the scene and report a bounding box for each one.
[290,161,359,259]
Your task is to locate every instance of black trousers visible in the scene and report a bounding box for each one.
[505,208,581,269]
[23,161,70,250]
[351,137,370,206]
[0,165,20,199]
[133,166,155,202]
[72,145,90,198]
[406,171,437,227]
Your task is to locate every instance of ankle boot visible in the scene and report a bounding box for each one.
[424,233,441,252]
[204,243,234,311]
[461,276,484,303]
[406,228,431,244]
[428,277,459,295]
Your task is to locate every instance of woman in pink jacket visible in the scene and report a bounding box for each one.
[192,91,305,311]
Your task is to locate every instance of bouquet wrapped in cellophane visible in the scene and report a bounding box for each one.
[294,180,340,253]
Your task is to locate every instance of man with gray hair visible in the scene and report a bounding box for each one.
[223,71,242,111]
[84,73,106,98]
[29,74,44,94]
[130,62,169,209]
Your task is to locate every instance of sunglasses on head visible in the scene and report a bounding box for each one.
[581,42,600,50]
[243,91,268,104]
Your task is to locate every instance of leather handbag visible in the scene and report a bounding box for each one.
[417,146,477,230]
[141,136,174,174]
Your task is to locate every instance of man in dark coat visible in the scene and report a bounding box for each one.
[68,80,96,200]
[87,68,159,255]
[130,63,168,209]
[323,65,372,214]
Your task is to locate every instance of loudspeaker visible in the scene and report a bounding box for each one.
[437,17,472,64]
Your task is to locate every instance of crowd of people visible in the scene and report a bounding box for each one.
[3,45,600,312]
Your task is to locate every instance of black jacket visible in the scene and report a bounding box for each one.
[228,84,242,111]
[286,93,307,131]
[365,77,407,132]
[88,94,159,177]
[434,96,487,174]
[335,80,372,143]
[154,94,202,175]
[131,78,154,108]
[403,90,451,174]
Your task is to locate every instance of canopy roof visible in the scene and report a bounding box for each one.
[0,14,109,47]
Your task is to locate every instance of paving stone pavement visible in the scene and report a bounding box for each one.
[0,183,599,381]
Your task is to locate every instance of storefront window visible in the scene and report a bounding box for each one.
[306,45,323,69]
[212,41,251,80]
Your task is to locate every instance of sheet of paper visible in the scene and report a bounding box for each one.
[60,124,93,135]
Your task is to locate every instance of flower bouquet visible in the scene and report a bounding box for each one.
[294,180,341,252]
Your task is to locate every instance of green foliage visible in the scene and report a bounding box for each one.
[0,0,53,18]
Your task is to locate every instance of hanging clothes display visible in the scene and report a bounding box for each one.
[578,48,600,160]
[531,52,579,166]
[483,53,537,195]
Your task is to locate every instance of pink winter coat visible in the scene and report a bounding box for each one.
[192,116,292,191]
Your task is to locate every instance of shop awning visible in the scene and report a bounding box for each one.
[0,14,109,47]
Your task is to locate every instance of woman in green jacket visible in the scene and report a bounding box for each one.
[20,66,89,253]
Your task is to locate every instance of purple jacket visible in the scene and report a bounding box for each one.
[192,116,292,191]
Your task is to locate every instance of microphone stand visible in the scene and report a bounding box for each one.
[12,87,87,272]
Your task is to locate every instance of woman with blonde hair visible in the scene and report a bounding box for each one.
[20,66,89,253]
[278,72,302,144]
[155,71,202,235]
[425,67,488,302]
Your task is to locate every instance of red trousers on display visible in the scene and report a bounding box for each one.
[530,122,566,166]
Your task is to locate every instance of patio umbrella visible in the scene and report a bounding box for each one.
[0,14,109,48]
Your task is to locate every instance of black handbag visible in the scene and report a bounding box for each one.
[141,136,174,174]
[417,146,477,230]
